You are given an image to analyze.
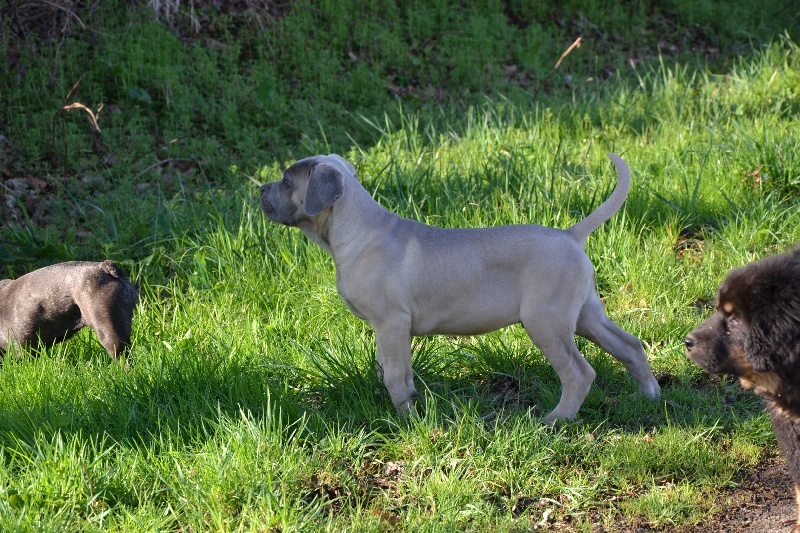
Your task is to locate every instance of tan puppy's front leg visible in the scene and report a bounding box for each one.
[374,321,417,413]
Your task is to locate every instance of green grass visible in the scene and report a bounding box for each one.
[1,1,799,530]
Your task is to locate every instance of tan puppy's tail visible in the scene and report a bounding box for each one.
[567,153,631,247]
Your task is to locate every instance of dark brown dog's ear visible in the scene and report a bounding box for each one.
[745,317,797,372]
[741,255,800,372]
[304,164,343,216]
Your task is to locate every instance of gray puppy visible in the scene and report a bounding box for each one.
[0,260,138,358]
[260,153,660,422]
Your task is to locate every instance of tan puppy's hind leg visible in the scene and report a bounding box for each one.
[577,295,661,399]
[523,316,596,423]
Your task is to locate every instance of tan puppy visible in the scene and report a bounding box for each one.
[0,260,138,358]
[260,153,660,421]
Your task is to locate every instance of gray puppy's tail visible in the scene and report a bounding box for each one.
[100,259,139,305]
[567,153,631,247]
[101,259,125,278]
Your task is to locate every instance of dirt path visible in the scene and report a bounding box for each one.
[677,456,798,533]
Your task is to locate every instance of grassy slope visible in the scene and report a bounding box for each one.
[1,1,800,530]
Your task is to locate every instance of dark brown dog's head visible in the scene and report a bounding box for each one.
[685,248,800,394]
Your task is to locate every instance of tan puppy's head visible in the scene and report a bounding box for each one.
[260,155,353,228]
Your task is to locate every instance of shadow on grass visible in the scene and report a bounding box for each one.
[0,323,770,457]
[0,339,303,451]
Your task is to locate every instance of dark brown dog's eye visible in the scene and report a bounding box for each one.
[725,315,738,333]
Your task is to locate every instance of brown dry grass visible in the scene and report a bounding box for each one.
[1,0,288,42]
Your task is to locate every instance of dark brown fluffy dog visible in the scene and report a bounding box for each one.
[685,248,800,532]
[0,260,138,358]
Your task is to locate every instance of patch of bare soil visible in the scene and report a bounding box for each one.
[677,456,798,533]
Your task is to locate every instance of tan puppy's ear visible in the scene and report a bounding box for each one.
[305,164,344,216]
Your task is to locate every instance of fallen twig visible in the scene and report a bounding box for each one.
[554,36,582,71]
